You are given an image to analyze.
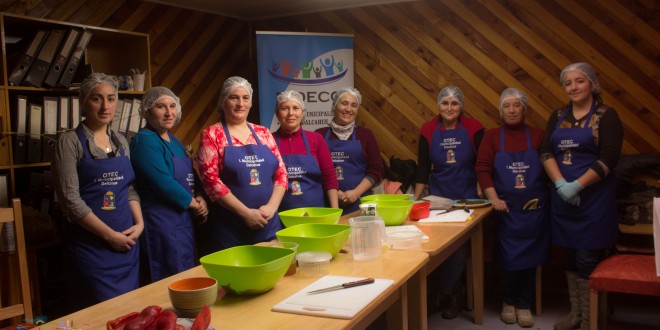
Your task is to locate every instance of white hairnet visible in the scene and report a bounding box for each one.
[80,73,118,105]
[141,86,182,125]
[217,76,253,111]
[331,87,362,111]
[276,90,305,112]
[498,87,528,117]
[437,85,464,107]
[560,62,601,94]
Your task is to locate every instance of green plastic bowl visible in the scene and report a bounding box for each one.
[200,245,294,295]
[279,207,342,227]
[361,194,411,202]
[275,223,351,257]
[363,200,414,226]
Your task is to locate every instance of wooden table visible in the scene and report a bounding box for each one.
[41,249,428,329]
[340,206,493,329]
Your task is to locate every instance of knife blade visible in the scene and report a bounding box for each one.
[306,278,375,295]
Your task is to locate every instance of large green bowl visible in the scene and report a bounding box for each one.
[279,207,342,227]
[361,194,411,202]
[362,200,414,226]
[275,223,350,257]
[200,245,294,295]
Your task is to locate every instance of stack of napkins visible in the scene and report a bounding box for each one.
[422,195,453,210]
[418,209,474,223]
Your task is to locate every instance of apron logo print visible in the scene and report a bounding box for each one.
[446,149,456,163]
[291,181,303,195]
[562,149,573,165]
[102,191,116,210]
[335,166,344,180]
[249,168,261,185]
[515,174,526,189]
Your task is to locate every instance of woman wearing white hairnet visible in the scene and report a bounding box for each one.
[315,87,384,214]
[130,87,208,282]
[52,73,142,310]
[272,90,339,210]
[415,85,485,319]
[476,88,550,327]
[541,63,623,330]
[197,76,287,253]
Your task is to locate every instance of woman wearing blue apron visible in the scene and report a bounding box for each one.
[477,88,549,327]
[197,77,287,254]
[273,90,339,210]
[315,87,384,214]
[52,73,143,311]
[414,86,485,319]
[130,87,208,282]
[541,63,623,330]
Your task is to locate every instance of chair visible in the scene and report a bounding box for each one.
[0,198,33,324]
[589,177,659,330]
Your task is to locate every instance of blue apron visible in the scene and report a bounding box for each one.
[493,126,550,270]
[325,129,368,214]
[276,130,325,210]
[429,119,478,199]
[200,123,282,253]
[65,125,139,307]
[550,104,618,249]
[141,131,195,282]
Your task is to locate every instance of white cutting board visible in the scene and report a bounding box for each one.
[418,209,474,223]
[272,275,394,319]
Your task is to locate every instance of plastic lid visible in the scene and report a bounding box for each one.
[296,251,332,263]
[388,231,424,241]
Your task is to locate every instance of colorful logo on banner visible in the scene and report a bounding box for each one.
[256,32,354,132]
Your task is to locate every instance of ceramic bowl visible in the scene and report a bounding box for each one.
[279,207,342,227]
[168,277,218,316]
[200,245,295,295]
[275,223,351,257]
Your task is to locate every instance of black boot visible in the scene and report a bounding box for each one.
[441,287,464,319]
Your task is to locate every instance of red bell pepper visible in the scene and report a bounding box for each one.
[107,311,139,330]
[189,306,211,330]
[125,305,163,330]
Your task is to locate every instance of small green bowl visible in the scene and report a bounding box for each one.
[279,207,342,227]
[275,223,351,257]
[361,194,411,202]
[200,245,294,295]
[362,200,414,226]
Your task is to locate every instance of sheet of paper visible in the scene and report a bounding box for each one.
[418,209,474,223]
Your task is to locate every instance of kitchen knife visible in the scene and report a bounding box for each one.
[306,278,375,295]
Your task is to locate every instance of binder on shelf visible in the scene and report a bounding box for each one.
[42,96,58,162]
[58,96,70,133]
[40,170,53,214]
[71,96,80,128]
[44,29,81,87]
[0,174,7,207]
[110,99,124,133]
[27,103,43,163]
[118,100,132,136]
[24,29,65,88]
[13,96,28,164]
[126,98,142,141]
[58,30,92,88]
[25,171,44,208]
[7,30,48,86]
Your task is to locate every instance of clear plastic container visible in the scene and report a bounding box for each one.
[296,251,332,276]
[387,231,423,250]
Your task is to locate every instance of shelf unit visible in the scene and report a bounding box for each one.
[0,13,151,321]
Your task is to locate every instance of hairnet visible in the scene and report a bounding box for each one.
[80,72,118,105]
[560,62,601,94]
[331,87,362,111]
[437,85,464,107]
[217,76,253,111]
[498,87,528,117]
[276,90,305,112]
[141,86,182,125]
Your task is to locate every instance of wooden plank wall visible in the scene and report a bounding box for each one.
[2,0,658,163]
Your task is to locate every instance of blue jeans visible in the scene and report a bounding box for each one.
[566,248,609,279]
[501,267,536,309]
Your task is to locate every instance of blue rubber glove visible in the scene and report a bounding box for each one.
[557,180,583,201]
[565,194,581,206]
[554,178,567,189]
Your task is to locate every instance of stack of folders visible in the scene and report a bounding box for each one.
[8,28,92,88]
[13,95,145,163]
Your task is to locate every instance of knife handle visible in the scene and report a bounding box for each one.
[342,278,375,288]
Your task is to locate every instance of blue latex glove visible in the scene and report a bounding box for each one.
[557,180,583,201]
[554,178,567,189]
[564,194,581,206]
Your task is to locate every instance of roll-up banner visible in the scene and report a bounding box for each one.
[256,31,354,132]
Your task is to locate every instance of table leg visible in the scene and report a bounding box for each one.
[470,222,484,325]
[407,267,427,330]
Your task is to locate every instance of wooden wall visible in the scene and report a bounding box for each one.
[2,0,658,162]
